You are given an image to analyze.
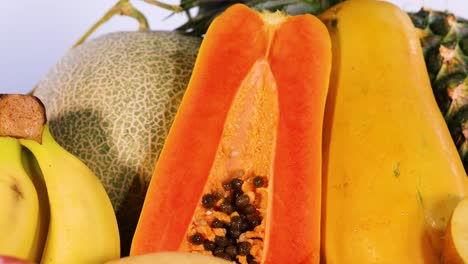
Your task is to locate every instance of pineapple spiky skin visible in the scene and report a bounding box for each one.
[409,10,468,172]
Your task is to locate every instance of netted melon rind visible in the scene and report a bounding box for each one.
[33,31,201,254]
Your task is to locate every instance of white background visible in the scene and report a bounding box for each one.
[1,0,467,94]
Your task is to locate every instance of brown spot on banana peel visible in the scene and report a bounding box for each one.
[10,181,24,201]
[0,94,46,143]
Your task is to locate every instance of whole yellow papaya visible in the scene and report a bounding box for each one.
[320,0,468,263]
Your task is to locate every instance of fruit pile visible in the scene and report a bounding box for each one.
[2,0,468,263]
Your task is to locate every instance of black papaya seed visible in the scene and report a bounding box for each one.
[253,176,265,188]
[231,178,244,190]
[190,233,204,245]
[237,241,252,256]
[204,240,217,251]
[235,194,250,208]
[202,194,216,209]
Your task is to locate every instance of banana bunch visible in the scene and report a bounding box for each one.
[0,94,120,263]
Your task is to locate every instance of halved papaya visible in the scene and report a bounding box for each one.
[130,4,331,263]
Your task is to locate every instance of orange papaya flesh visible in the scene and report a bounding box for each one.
[130,4,331,264]
[266,15,331,263]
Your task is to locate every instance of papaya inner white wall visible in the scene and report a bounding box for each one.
[0,0,466,94]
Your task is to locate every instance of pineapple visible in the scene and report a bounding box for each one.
[409,9,468,172]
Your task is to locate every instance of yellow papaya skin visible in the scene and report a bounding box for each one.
[320,0,468,263]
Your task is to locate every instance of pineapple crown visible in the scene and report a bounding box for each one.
[176,0,343,36]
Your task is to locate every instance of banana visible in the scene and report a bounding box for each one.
[21,147,50,263]
[0,136,41,261]
[19,124,120,264]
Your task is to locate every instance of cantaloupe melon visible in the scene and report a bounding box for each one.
[32,31,201,255]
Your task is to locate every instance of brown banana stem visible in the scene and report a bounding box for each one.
[0,94,46,143]
[72,0,150,48]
